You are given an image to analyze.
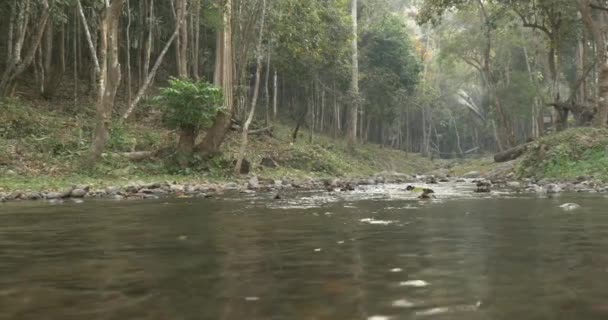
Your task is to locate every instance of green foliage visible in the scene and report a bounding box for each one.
[360,15,422,119]
[519,128,608,181]
[155,78,224,131]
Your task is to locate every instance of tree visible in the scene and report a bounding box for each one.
[345,0,360,145]
[0,0,53,95]
[577,0,608,128]
[89,0,125,162]
[196,0,234,157]
[234,0,267,175]
[155,78,224,167]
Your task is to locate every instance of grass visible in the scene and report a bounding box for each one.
[0,98,436,192]
[519,127,608,181]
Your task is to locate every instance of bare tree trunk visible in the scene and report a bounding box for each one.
[577,0,608,127]
[345,0,359,145]
[177,126,197,167]
[235,0,266,175]
[191,0,201,79]
[175,0,189,78]
[264,42,271,126]
[121,28,180,121]
[126,0,132,104]
[89,0,125,162]
[197,0,234,157]
[0,0,52,95]
[7,2,15,64]
[77,0,100,76]
[143,0,154,79]
[73,8,79,104]
[273,70,278,122]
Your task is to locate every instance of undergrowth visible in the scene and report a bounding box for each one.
[0,98,435,191]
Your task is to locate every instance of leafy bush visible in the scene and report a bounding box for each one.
[155,78,224,131]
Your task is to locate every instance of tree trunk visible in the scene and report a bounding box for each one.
[177,126,197,168]
[273,70,278,122]
[121,13,182,121]
[0,0,52,95]
[126,0,132,104]
[234,0,266,175]
[577,0,608,128]
[89,0,125,162]
[196,0,233,157]
[175,0,189,78]
[345,0,359,145]
[264,42,272,126]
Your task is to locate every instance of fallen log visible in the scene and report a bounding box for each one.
[119,151,154,161]
[494,142,533,163]
[248,126,273,136]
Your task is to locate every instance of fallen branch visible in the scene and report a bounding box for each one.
[117,151,154,161]
[494,142,533,163]
[248,126,273,136]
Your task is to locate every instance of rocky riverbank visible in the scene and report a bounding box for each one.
[3,169,608,204]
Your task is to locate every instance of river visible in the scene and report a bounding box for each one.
[1,184,608,319]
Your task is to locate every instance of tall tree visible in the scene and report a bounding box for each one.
[345,0,360,145]
[577,0,608,128]
[197,0,234,157]
[89,0,125,161]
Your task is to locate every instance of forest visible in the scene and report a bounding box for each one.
[1,0,608,179]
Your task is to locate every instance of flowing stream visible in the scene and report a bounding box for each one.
[2,184,608,319]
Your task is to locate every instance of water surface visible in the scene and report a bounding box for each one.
[1,185,608,320]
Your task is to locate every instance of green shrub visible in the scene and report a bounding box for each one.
[155,78,224,131]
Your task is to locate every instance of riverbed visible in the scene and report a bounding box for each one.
[1,184,608,319]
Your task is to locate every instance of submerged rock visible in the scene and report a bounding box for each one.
[559,203,581,211]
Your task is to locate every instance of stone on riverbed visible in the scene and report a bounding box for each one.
[45,192,62,200]
[22,192,42,200]
[70,188,87,198]
[248,176,260,189]
[559,203,581,211]
[545,183,562,194]
[105,186,120,195]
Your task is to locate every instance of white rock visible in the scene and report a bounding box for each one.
[415,307,449,316]
[392,299,415,308]
[559,203,581,211]
[399,280,429,287]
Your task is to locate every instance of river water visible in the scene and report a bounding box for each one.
[1,184,608,320]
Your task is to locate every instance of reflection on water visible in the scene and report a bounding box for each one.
[1,186,608,320]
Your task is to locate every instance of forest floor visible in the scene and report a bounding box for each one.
[0,97,441,194]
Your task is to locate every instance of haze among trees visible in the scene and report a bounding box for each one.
[1,0,608,170]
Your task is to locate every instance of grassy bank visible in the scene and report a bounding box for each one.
[0,98,436,192]
[446,128,608,182]
[518,128,608,181]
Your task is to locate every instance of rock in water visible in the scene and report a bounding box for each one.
[248,176,260,189]
[559,203,581,211]
[475,180,492,193]
[70,189,87,198]
[45,192,62,200]
[546,183,563,194]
